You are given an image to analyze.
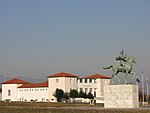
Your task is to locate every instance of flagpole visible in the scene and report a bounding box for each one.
[142,65,144,105]
[146,77,149,102]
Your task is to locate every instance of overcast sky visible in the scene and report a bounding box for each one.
[0,0,150,81]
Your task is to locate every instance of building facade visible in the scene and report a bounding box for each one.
[1,72,110,103]
[0,88,2,101]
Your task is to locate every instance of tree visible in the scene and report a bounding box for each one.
[147,94,150,105]
[53,89,64,102]
[78,90,85,98]
[87,92,94,105]
[87,92,94,99]
[63,92,69,102]
[69,89,78,102]
[83,92,88,99]
[78,90,88,102]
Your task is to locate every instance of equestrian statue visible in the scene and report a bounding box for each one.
[103,50,136,84]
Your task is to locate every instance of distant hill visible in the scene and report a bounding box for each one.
[0,75,47,85]
[0,75,6,84]
[17,76,47,83]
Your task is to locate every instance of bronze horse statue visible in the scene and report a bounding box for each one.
[103,56,136,84]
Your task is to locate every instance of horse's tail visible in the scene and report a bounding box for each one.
[103,65,113,69]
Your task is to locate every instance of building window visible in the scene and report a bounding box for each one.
[94,79,96,83]
[42,98,45,102]
[80,88,83,92]
[85,88,88,93]
[8,90,11,96]
[80,79,82,83]
[89,79,92,83]
[85,79,87,83]
[56,79,59,83]
[90,88,92,92]
[94,91,96,97]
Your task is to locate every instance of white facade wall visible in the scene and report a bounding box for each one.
[18,87,49,102]
[65,77,77,91]
[48,77,77,102]
[95,79,110,103]
[2,84,21,101]
[48,77,65,102]
[0,93,2,101]
[77,78,97,94]
[77,78,110,103]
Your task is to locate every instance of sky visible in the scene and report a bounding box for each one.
[0,0,150,83]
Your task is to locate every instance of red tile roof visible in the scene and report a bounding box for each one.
[47,72,78,78]
[18,81,48,88]
[1,78,30,84]
[84,74,110,79]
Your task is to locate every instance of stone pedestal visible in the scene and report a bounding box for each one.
[104,84,139,108]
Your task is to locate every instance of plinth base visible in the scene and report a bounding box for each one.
[104,84,139,108]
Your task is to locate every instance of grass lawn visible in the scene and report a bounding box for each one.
[0,102,150,113]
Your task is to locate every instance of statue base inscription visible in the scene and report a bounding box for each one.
[104,84,139,108]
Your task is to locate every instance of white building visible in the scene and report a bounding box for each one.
[0,88,2,101]
[18,81,49,102]
[48,72,78,102]
[78,74,110,103]
[1,72,110,103]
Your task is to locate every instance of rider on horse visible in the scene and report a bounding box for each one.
[103,50,136,84]
[116,50,127,68]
